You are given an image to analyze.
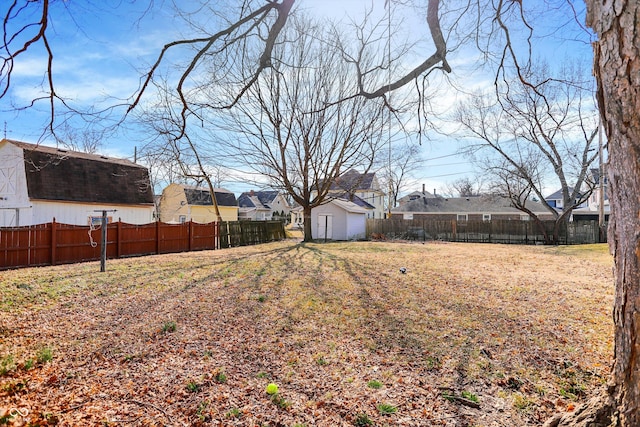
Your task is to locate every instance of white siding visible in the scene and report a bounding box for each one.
[0,142,30,226]
[30,200,154,225]
[312,202,345,240]
[311,200,366,240]
[344,211,366,240]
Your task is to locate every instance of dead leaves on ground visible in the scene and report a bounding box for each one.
[0,241,613,426]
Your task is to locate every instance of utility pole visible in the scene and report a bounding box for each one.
[598,120,605,229]
[596,119,606,244]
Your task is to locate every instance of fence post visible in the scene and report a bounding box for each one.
[156,221,161,254]
[99,211,108,272]
[51,218,57,266]
[188,220,193,252]
[117,219,122,258]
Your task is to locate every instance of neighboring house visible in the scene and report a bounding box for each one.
[544,187,588,211]
[320,169,386,219]
[397,185,438,206]
[0,139,154,227]
[573,167,610,221]
[391,194,555,221]
[237,190,291,221]
[311,198,368,241]
[158,183,238,223]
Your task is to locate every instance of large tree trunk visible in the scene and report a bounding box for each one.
[302,206,313,242]
[584,1,640,426]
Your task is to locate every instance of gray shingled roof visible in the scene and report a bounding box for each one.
[328,192,375,210]
[320,169,378,192]
[392,195,550,214]
[545,187,590,203]
[11,140,154,205]
[238,191,279,209]
[183,186,237,207]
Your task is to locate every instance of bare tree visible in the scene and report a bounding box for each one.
[550,2,640,426]
[201,16,386,241]
[377,139,423,212]
[2,0,454,137]
[4,0,640,424]
[54,122,104,154]
[454,60,599,244]
[444,176,483,197]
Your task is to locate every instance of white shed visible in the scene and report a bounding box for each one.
[311,198,368,241]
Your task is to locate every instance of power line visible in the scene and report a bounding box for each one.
[424,152,464,161]
[422,171,471,179]
[425,161,471,167]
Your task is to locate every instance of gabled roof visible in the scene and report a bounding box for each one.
[322,169,380,192]
[392,195,549,214]
[327,192,375,210]
[590,167,609,186]
[545,187,588,203]
[398,190,437,205]
[330,198,369,214]
[182,185,237,207]
[545,188,573,201]
[5,139,154,205]
[238,190,280,209]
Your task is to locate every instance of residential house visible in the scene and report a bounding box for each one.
[572,167,610,221]
[397,185,438,206]
[158,183,238,223]
[544,187,588,211]
[391,194,554,221]
[322,169,386,219]
[0,139,154,226]
[237,190,291,221]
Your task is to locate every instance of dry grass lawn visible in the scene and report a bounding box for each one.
[0,240,614,426]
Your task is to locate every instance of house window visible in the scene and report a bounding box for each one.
[457,214,468,221]
[483,214,491,222]
[179,215,187,223]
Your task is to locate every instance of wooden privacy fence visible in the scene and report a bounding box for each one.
[0,220,286,270]
[219,221,287,248]
[367,218,606,245]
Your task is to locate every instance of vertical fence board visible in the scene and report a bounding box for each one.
[367,219,604,245]
[1,220,284,270]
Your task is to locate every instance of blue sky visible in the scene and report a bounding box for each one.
[1,0,595,196]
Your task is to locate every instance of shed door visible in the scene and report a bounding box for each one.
[317,214,333,240]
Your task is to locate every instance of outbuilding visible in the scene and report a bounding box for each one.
[0,139,155,226]
[311,198,368,241]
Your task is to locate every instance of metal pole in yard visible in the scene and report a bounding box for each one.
[95,209,116,272]
[100,210,107,272]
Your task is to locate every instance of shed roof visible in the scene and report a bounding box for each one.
[329,198,369,214]
[327,192,375,210]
